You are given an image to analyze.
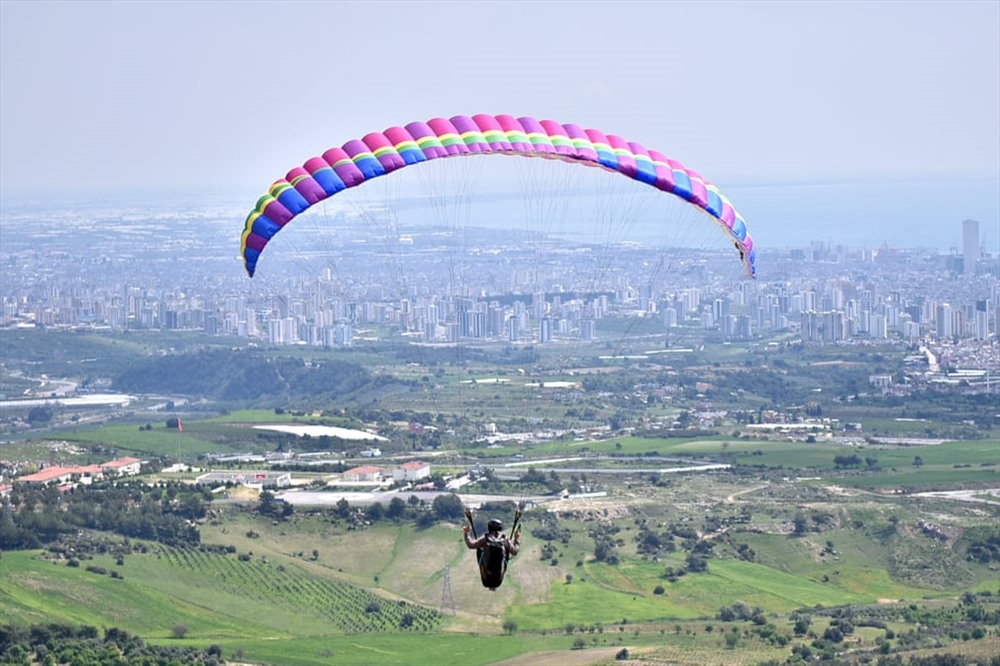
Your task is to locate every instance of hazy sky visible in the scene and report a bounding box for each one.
[1,0,998,247]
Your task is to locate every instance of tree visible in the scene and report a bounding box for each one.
[258,490,277,516]
[431,493,465,521]
[888,514,899,526]
[823,625,843,643]
[27,406,53,424]
[171,623,189,639]
[175,493,206,520]
[913,455,924,467]
[593,535,620,564]
[792,513,810,535]
[365,501,384,522]
[387,496,407,520]
[685,552,708,572]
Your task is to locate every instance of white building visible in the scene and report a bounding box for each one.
[392,461,431,482]
[196,471,291,489]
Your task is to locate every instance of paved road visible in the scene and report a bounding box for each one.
[276,488,556,507]
[911,488,1000,505]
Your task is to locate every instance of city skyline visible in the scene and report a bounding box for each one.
[2,199,996,355]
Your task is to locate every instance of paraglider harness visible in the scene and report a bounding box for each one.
[465,503,523,590]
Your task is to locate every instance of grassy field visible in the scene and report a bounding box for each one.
[611,436,1000,478]
[507,557,863,631]
[5,487,998,666]
[4,398,999,665]
[843,466,1000,489]
[5,509,999,666]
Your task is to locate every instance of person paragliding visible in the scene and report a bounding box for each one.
[464,507,522,590]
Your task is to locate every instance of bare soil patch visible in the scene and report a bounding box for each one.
[489,647,622,666]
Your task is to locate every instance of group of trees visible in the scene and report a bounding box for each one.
[0,623,224,666]
[634,521,678,558]
[112,350,377,404]
[1,482,205,550]
[589,523,622,565]
[833,454,880,469]
[269,492,474,531]
[964,527,1000,564]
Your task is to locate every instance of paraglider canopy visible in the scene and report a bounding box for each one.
[240,114,756,279]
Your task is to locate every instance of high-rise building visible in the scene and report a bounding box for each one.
[508,315,521,342]
[936,303,953,339]
[963,219,979,275]
[335,320,353,347]
[538,317,553,343]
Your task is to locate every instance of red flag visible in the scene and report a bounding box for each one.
[177,418,183,432]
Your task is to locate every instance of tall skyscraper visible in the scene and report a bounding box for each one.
[538,317,553,343]
[962,219,979,275]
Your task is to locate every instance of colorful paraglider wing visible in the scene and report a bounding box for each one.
[240,114,756,278]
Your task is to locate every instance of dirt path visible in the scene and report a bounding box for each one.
[725,483,769,503]
[489,647,622,666]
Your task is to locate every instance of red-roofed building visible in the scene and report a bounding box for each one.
[102,457,142,476]
[392,461,431,482]
[17,464,103,486]
[77,465,102,478]
[342,465,385,482]
[17,466,76,485]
